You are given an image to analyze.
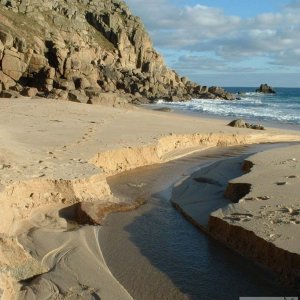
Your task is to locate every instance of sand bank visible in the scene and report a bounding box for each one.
[171,155,249,230]
[1,98,300,299]
[172,145,300,284]
[210,145,300,283]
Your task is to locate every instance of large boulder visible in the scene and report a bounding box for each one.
[0,30,13,47]
[228,119,265,130]
[256,84,276,94]
[29,53,48,72]
[208,86,225,96]
[21,87,38,97]
[55,79,75,91]
[207,86,236,100]
[1,49,28,81]
[87,92,128,107]
[13,37,27,53]
[0,89,21,98]
[0,71,16,89]
[228,119,247,128]
[68,90,89,103]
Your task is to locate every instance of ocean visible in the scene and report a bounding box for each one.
[155,87,300,127]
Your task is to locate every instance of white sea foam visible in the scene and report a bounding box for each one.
[156,90,300,125]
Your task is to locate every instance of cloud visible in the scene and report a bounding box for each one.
[126,0,300,69]
[172,55,262,73]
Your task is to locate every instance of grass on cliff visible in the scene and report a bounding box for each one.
[0,7,44,41]
[88,25,116,52]
[0,4,117,53]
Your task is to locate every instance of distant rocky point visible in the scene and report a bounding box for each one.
[0,0,235,104]
[256,84,276,94]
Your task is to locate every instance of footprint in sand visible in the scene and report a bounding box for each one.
[276,181,288,186]
[0,164,11,170]
[272,206,300,224]
[224,212,254,222]
[257,196,271,200]
[245,196,270,201]
[46,121,100,156]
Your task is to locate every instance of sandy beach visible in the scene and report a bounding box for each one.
[1,98,300,299]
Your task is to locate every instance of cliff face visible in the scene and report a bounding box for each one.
[0,0,234,103]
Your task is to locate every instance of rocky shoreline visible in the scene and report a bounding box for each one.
[0,0,235,104]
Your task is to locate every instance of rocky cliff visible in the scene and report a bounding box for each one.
[0,0,234,104]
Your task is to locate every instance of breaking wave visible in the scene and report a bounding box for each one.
[156,88,300,125]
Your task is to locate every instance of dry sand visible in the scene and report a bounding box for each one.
[0,98,300,299]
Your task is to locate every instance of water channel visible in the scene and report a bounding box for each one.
[99,143,299,300]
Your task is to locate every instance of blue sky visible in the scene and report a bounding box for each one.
[126,0,300,87]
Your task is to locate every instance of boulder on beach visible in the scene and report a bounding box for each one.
[256,84,276,94]
[228,119,247,128]
[228,119,265,130]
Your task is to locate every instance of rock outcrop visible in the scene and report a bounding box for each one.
[228,119,265,130]
[256,84,276,94]
[0,0,235,104]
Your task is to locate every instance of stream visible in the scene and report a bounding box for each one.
[99,143,298,300]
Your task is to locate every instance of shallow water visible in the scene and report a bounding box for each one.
[99,143,299,300]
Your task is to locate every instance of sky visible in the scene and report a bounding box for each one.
[126,0,300,87]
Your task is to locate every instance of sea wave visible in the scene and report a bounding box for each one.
[156,93,300,125]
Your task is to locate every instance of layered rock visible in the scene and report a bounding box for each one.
[0,0,235,103]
